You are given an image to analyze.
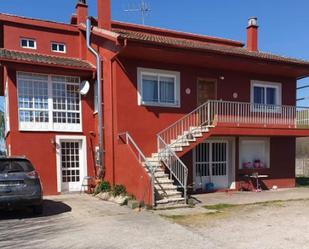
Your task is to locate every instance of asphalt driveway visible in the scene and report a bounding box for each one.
[0,194,210,249]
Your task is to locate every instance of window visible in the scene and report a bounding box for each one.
[251,80,281,106]
[239,137,270,169]
[20,38,36,49]
[137,68,180,107]
[51,42,66,53]
[17,72,81,132]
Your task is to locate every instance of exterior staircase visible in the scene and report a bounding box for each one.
[148,125,212,207]
[122,100,309,207]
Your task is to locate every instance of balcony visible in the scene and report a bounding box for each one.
[157,100,309,153]
[208,100,309,129]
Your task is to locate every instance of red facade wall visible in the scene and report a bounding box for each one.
[114,141,153,205]
[3,24,80,58]
[114,57,296,157]
[5,66,96,195]
[182,136,296,192]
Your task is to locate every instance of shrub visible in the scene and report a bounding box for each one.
[111,184,126,197]
[94,180,111,195]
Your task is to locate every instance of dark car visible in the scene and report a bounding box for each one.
[0,157,43,214]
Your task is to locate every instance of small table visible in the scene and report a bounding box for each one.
[250,174,269,192]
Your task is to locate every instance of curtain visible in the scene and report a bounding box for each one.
[253,86,264,104]
[266,87,276,105]
[142,75,158,102]
[160,76,175,103]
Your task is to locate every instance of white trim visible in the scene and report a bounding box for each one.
[137,67,181,108]
[51,42,66,53]
[239,137,270,169]
[193,138,231,190]
[55,135,87,193]
[250,80,282,106]
[20,38,37,50]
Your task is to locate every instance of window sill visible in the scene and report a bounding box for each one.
[140,101,180,108]
[19,123,82,133]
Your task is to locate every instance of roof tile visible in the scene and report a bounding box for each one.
[0,48,94,70]
[113,28,309,66]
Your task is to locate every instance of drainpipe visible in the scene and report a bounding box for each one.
[86,17,104,174]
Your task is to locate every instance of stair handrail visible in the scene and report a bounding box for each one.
[119,132,155,206]
[157,101,211,150]
[157,136,188,202]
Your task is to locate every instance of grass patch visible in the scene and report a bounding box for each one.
[296,177,309,187]
[203,200,290,210]
[159,214,187,220]
[161,199,309,227]
[203,203,237,210]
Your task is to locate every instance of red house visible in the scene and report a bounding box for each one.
[2,0,309,206]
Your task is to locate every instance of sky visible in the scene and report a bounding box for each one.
[0,0,309,105]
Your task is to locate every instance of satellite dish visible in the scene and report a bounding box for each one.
[80,80,90,95]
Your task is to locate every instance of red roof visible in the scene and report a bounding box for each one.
[0,48,95,70]
[111,23,309,67]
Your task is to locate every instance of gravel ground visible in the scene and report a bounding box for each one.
[0,194,211,249]
[162,199,309,249]
[2,192,309,249]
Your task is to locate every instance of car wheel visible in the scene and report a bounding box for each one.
[32,205,43,215]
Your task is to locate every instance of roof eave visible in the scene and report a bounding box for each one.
[0,58,95,72]
[122,38,309,72]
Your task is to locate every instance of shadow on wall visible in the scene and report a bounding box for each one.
[0,199,72,220]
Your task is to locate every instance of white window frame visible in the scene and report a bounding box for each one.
[239,137,270,169]
[250,80,282,113]
[51,42,66,53]
[251,80,282,105]
[55,135,87,193]
[17,72,82,132]
[20,38,37,50]
[137,67,180,108]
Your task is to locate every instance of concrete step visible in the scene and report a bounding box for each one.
[189,126,209,132]
[154,183,177,191]
[170,139,190,147]
[157,189,183,198]
[156,196,185,205]
[154,203,189,210]
[155,178,174,184]
[153,172,169,178]
[151,153,160,158]
[170,147,183,152]
[177,135,196,143]
[143,161,161,167]
[146,157,160,163]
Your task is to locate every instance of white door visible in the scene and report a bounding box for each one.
[60,140,84,192]
[194,141,229,190]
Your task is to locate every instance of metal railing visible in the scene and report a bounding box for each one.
[119,132,155,206]
[157,136,188,202]
[157,101,210,150]
[158,101,309,149]
[208,100,309,128]
[156,100,309,202]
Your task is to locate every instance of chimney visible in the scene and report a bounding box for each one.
[76,0,88,24]
[247,17,258,52]
[97,0,111,30]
